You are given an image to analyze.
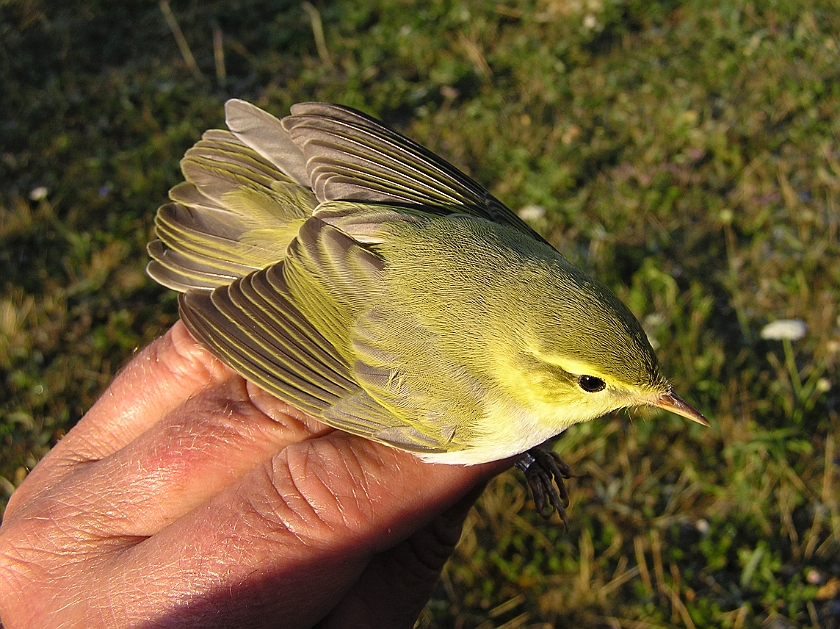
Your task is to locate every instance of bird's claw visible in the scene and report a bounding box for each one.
[515,447,576,525]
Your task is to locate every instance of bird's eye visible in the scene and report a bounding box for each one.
[578,375,606,393]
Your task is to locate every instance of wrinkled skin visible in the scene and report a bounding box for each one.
[0,322,506,629]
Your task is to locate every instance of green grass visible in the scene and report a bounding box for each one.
[2,0,839,626]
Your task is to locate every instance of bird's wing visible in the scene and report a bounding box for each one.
[286,209,470,451]
[281,102,550,245]
[147,129,315,292]
[177,213,454,453]
[179,267,353,417]
[180,260,423,447]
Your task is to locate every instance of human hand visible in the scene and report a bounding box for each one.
[0,322,506,628]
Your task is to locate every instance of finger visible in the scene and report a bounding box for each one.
[6,322,234,512]
[99,434,509,628]
[315,481,486,629]
[61,321,233,459]
[6,376,331,536]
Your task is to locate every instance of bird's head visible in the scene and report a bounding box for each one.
[506,260,709,429]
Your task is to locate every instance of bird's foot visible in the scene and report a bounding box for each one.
[515,447,575,524]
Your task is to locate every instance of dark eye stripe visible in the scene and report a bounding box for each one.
[578,375,606,393]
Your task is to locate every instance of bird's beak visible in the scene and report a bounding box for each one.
[651,390,710,426]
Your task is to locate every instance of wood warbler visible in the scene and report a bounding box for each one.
[147,99,709,522]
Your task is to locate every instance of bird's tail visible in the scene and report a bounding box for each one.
[147,101,316,292]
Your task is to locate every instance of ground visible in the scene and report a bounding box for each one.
[1,0,838,626]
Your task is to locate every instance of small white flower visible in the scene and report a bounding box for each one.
[806,569,822,585]
[642,314,665,350]
[29,186,48,201]
[517,205,545,222]
[644,313,666,328]
[760,319,807,341]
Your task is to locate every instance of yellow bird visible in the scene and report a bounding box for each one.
[147,99,708,521]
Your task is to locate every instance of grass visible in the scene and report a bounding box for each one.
[1,0,839,626]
